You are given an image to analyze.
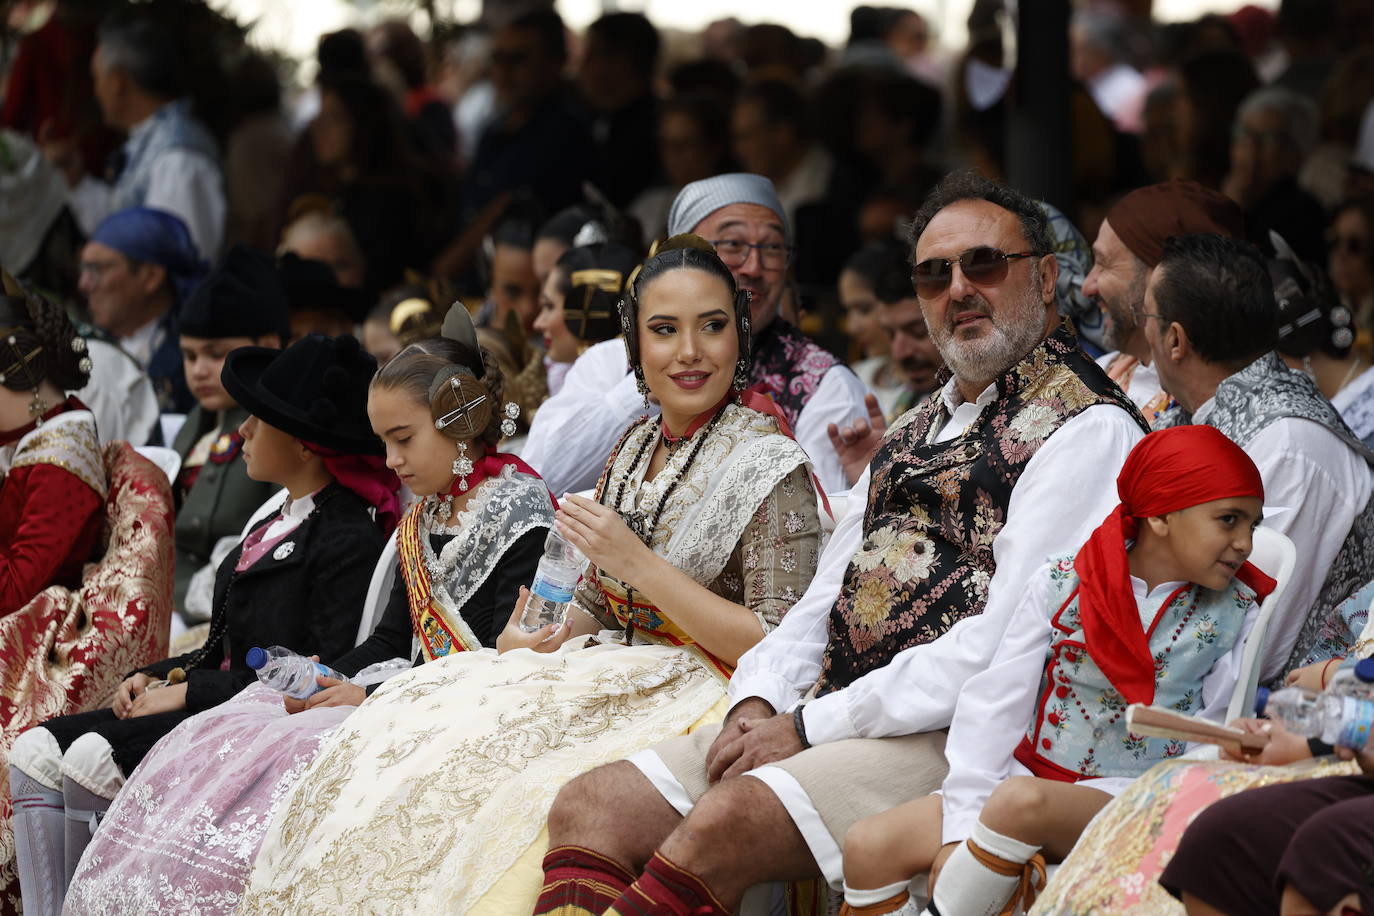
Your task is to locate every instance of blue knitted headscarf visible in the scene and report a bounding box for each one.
[89,207,209,306]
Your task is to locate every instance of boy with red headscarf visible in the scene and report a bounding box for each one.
[835,425,1275,916]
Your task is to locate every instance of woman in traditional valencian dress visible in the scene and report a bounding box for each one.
[59,317,554,915]
[235,235,825,915]
[0,274,151,916]
[10,332,392,916]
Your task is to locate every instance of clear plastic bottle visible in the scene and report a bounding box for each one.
[519,529,584,633]
[1327,658,1374,699]
[245,646,349,699]
[1258,685,1374,749]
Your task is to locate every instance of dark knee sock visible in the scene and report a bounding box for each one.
[534,845,637,916]
[62,776,112,886]
[603,851,729,916]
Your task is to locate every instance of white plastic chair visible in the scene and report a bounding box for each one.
[1224,526,1299,723]
[132,446,182,486]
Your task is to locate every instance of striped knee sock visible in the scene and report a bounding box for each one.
[603,851,729,916]
[534,845,636,916]
[840,878,917,915]
[926,821,1045,916]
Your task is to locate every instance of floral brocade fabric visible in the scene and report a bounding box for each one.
[816,326,1146,694]
[747,319,842,429]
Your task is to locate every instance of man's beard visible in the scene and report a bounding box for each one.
[927,281,1049,386]
[1101,271,1147,354]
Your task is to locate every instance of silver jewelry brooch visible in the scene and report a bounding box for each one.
[70,337,87,354]
[500,401,520,438]
[273,541,295,561]
[78,357,93,374]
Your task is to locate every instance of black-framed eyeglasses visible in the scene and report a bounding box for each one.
[912,247,1043,297]
[709,238,794,270]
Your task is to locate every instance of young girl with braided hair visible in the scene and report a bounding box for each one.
[0,275,100,615]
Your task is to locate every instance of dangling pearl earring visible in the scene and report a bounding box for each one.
[452,440,474,491]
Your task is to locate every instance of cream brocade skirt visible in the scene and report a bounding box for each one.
[236,638,729,915]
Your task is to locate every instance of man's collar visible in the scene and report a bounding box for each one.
[939,375,997,414]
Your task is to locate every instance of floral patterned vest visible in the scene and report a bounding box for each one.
[815,326,1146,693]
[1017,555,1256,780]
[748,319,842,429]
[1161,352,1374,674]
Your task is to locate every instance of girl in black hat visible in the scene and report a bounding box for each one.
[10,332,395,913]
[54,308,557,913]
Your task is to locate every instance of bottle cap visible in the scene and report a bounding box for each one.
[1355,658,1374,683]
[245,647,268,670]
[1254,686,1271,717]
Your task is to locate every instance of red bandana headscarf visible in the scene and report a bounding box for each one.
[1074,425,1274,706]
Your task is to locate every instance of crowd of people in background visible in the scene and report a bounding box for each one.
[2,0,1374,913]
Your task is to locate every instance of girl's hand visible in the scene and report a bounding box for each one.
[128,682,188,718]
[283,656,323,714]
[1222,717,1311,765]
[555,494,655,585]
[1287,658,1341,692]
[112,673,154,719]
[496,587,573,654]
[304,678,367,710]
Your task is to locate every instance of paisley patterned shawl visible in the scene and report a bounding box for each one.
[816,324,1148,693]
[591,401,813,677]
[398,466,555,661]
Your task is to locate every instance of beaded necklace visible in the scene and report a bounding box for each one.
[608,402,729,645]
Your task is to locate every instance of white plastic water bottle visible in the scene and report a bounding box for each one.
[245,645,349,699]
[1258,684,1374,749]
[519,529,583,632]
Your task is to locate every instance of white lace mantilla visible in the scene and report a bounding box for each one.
[603,402,810,587]
[421,466,554,651]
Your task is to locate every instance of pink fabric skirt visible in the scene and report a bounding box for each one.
[63,685,353,915]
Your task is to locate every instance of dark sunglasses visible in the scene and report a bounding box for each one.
[912,247,1043,296]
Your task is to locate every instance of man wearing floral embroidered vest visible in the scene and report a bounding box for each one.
[532,171,1151,916]
[523,172,870,496]
[171,246,288,632]
[1146,234,1374,684]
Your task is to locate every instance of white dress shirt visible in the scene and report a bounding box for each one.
[1194,399,1374,681]
[69,142,225,260]
[521,336,869,496]
[728,376,1147,744]
[937,566,1257,844]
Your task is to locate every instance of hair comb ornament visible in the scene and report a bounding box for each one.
[439,300,481,362]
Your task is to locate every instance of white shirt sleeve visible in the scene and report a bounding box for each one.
[143,149,226,261]
[793,365,872,496]
[939,565,1056,844]
[67,176,115,236]
[1245,419,1374,681]
[799,404,1146,744]
[727,467,870,713]
[522,339,652,495]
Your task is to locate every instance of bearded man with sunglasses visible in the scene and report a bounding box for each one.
[532,172,1150,916]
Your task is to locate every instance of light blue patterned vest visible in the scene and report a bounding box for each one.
[110,98,220,215]
[1021,555,1257,780]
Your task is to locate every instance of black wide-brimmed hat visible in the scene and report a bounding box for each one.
[278,252,374,324]
[179,245,290,341]
[221,332,383,455]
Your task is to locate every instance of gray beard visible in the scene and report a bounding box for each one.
[931,291,1049,387]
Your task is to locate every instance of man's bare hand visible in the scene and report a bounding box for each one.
[827,393,887,487]
[704,697,774,782]
[708,709,805,783]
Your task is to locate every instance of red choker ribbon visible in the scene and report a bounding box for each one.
[449,452,558,509]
